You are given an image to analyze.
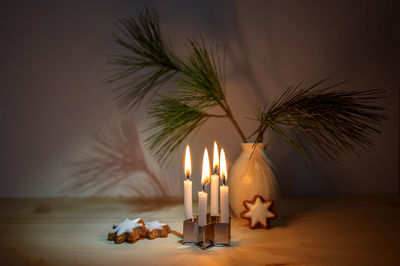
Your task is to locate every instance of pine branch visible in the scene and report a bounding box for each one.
[107,9,247,163]
[143,38,250,163]
[106,7,181,109]
[145,95,209,163]
[255,79,387,163]
[106,8,386,167]
[178,38,247,141]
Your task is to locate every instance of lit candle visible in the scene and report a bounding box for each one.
[220,148,229,223]
[184,145,193,220]
[210,141,220,216]
[198,148,210,227]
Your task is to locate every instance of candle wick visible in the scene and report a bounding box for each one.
[186,173,190,180]
[213,166,218,175]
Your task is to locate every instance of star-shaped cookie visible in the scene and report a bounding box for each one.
[108,218,148,244]
[145,220,171,239]
[112,218,144,236]
[240,195,276,229]
[145,221,167,232]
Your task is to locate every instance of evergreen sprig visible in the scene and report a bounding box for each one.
[106,7,181,109]
[145,39,233,163]
[146,96,208,163]
[178,39,225,107]
[107,8,386,166]
[253,79,386,162]
[108,8,246,163]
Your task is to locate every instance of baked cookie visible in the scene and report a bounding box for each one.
[108,218,148,244]
[145,221,172,239]
[240,195,276,229]
[107,218,172,243]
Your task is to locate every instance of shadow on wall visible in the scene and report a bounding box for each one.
[65,118,168,197]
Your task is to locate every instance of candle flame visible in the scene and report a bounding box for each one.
[220,148,227,185]
[201,148,211,188]
[184,145,191,177]
[213,141,219,173]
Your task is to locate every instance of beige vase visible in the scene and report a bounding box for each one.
[229,143,280,217]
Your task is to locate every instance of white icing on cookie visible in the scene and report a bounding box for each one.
[111,218,143,236]
[145,221,167,232]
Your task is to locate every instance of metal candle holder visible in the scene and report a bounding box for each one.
[183,213,231,250]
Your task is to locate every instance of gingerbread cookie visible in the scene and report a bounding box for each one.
[145,221,172,239]
[107,218,172,244]
[108,218,148,244]
[240,195,276,229]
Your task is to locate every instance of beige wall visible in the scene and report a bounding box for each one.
[0,0,398,197]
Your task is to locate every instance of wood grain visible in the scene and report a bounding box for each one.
[0,197,399,265]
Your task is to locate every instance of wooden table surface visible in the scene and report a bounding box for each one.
[0,197,399,265]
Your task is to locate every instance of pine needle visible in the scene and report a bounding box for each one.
[107,8,386,166]
[255,79,387,163]
[106,7,181,109]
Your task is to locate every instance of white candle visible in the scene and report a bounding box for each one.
[199,148,211,227]
[220,148,229,223]
[210,141,220,216]
[210,174,219,216]
[198,191,207,226]
[184,145,193,220]
[220,185,229,223]
[184,179,193,220]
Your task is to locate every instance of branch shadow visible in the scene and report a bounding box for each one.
[64,118,168,197]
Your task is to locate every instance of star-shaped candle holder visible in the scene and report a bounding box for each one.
[183,213,231,250]
[240,195,276,229]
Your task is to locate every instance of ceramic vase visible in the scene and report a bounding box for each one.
[229,143,280,217]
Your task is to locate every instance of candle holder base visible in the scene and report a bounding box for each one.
[183,213,231,249]
[183,218,198,244]
[210,215,219,223]
[196,225,214,250]
[212,217,231,246]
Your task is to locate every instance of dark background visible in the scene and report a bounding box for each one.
[0,0,398,198]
